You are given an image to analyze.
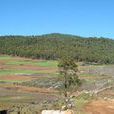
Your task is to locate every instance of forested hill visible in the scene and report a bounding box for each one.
[0,33,114,64]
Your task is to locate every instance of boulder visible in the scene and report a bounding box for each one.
[41,109,74,114]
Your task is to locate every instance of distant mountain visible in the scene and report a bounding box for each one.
[40,33,83,39]
[0,33,114,64]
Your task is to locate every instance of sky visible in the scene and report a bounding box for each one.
[0,0,114,38]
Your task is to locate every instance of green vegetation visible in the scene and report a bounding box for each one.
[0,55,13,60]
[7,60,58,67]
[0,41,113,114]
[37,61,58,67]
[58,56,81,97]
[0,69,44,76]
[0,33,114,64]
[58,56,81,109]
[0,56,58,67]
[75,93,92,109]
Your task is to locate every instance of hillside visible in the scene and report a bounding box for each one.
[0,33,114,64]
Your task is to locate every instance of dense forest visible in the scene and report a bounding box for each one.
[0,33,114,64]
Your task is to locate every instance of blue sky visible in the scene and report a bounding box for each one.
[0,0,114,38]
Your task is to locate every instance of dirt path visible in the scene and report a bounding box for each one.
[84,99,114,114]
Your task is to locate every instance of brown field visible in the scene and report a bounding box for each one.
[85,99,114,114]
[0,75,36,81]
[0,55,59,111]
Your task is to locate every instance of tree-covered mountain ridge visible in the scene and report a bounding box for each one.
[0,33,114,64]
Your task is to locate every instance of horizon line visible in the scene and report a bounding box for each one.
[0,33,113,39]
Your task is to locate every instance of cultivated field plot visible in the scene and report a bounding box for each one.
[0,55,58,107]
[0,55,114,114]
[0,55,58,82]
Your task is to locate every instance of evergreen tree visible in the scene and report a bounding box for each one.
[58,55,81,109]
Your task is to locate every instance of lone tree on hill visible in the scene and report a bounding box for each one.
[58,55,81,109]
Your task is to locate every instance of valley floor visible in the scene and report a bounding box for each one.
[0,55,114,114]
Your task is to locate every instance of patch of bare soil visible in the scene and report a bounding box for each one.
[84,100,114,114]
[0,64,57,73]
[10,64,57,70]
[0,75,36,81]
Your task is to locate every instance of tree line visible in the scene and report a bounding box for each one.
[0,33,114,64]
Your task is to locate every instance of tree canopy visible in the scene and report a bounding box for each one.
[0,33,114,64]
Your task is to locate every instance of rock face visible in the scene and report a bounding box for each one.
[41,110,74,114]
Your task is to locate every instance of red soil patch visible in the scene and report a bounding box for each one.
[10,65,58,72]
[84,100,114,114]
[0,75,36,81]
[0,61,6,65]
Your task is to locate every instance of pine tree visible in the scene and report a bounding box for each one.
[58,55,81,109]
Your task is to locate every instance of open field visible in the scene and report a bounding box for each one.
[0,55,59,112]
[0,55,58,83]
[0,55,114,113]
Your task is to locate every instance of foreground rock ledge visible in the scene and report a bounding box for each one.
[42,109,74,114]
